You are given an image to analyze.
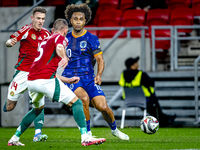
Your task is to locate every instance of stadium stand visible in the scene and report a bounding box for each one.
[146,9,171,50]
[121,9,146,37]
[2,0,18,6]
[119,0,134,12]
[167,0,191,10]
[97,9,123,38]
[98,0,119,11]
[170,8,194,34]
[44,0,66,6]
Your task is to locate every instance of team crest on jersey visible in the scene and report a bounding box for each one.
[10,91,15,96]
[63,40,67,48]
[13,32,19,37]
[31,34,36,40]
[44,35,46,38]
[80,41,87,51]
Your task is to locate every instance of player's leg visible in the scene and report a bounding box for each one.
[73,87,92,134]
[4,70,28,112]
[29,93,48,142]
[54,78,105,146]
[8,91,44,146]
[91,96,129,140]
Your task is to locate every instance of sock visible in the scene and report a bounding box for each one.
[71,99,87,135]
[34,108,44,135]
[14,108,42,137]
[3,100,7,112]
[86,120,91,132]
[108,121,117,130]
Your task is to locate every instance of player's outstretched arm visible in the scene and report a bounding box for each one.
[5,38,17,47]
[56,74,80,84]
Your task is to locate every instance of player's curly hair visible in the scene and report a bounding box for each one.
[64,4,92,25]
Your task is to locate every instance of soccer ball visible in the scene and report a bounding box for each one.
[140,116,159,134]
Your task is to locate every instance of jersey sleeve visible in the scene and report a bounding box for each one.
[90,35,102,57]
[55,35,68,49]
[10,24,31,41]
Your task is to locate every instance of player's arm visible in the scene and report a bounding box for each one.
[5,38,18,47]
[56,44,69,69]
[56,74,80,84]
[94,53,105,85]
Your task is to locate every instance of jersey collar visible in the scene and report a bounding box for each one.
[72,29,87,38]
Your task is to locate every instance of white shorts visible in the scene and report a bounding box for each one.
[7,70,45,105]
[7,70,28,101]
[27,78,76,108]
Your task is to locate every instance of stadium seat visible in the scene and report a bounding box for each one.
[45,0,66,6]
[119,87,147,129]
[170,8,194,33]
[2,0,18,6]
[121,9,146,37]
[167,0,191,10]
[119,0,134,12]
[98,0,119,11]
[146,9,171,50]
[193,0,200,16]
[97,9,123,38]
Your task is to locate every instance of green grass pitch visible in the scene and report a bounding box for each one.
[0,127,200,150]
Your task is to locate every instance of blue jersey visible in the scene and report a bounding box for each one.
[62,30,102,79]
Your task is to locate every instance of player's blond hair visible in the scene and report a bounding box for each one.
[53,18,68,32]
[64,4,92,24]
[32,6,47,16]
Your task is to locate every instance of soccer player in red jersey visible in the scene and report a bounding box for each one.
[7,19,106,146]
[3,6,51,142]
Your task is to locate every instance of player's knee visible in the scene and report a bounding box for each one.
[81,97,89,105]
[6,105,15,111]
[6,100,16,111]
[98,105,110,113]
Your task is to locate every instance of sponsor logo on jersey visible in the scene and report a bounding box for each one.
[38,36,42,40]
[10,91,15,96]
[31,34,36,40]
[80,41,87,51]
[13,32,19,37]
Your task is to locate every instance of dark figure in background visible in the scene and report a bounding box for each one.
[134,0,166,12]
[119,56,176,127]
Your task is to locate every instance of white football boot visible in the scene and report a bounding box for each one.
[111,128,129,140]
[81,133,106,146]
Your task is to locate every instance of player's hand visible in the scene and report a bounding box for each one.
[6,38,17,47]
[94,75,102,85]
[58,57,69,69]
[69,77,80,84]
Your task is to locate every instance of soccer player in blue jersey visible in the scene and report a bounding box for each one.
[62,4,129,140]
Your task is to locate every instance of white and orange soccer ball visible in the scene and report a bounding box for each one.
[140,116,159,134]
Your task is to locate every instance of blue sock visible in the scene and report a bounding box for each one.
[108,121,117,130]
[86,120,91,132]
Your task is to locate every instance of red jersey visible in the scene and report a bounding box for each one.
[10,23,51,72]
[28,33,68,80]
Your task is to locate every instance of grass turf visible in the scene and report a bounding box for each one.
[0,127,200,150]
